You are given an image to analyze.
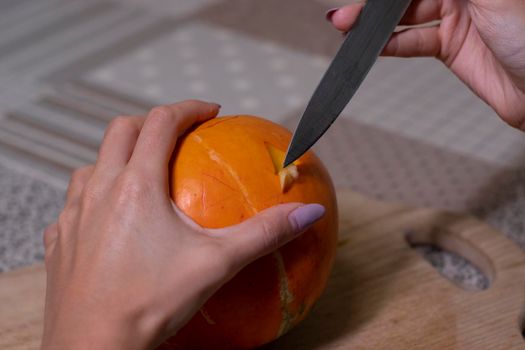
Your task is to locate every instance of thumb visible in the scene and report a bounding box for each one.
[213,203,326,272]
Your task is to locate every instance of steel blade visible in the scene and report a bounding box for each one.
[284,0,412,167]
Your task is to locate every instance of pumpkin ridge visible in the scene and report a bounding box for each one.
[273,251,295,337]
[190,133,257,215]
[198,115,241,130]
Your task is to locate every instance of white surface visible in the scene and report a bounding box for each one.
[85,22,330,123]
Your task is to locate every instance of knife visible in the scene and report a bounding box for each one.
[283,0,412,167]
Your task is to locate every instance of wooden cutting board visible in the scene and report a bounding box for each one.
[1,190,524,349]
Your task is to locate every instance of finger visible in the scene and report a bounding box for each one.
[213,203,325,272]
[129,100,220,179]
[64,165,94,208]
[329,3,364,32]
[43,222,58,253]
[94,116,145,180]
[399,0,441,26]
[382,26,441,58]
[329,0,440,33]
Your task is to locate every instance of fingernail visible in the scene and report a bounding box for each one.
[211,103,222,109]
[325,8,339,22]
[289,204,325,232]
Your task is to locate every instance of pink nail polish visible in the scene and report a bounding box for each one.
[289,204,325,232]
[325,8,339,22]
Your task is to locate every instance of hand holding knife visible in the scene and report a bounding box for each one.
[284,0,413,167]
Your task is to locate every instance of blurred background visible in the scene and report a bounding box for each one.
[0,0,524,289]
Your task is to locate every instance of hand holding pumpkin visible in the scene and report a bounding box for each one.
[328,0,525,129]
[40,100,326,350]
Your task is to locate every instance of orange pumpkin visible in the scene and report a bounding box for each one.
[160,115,338,349]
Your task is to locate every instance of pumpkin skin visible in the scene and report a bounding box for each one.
[160,116,338,349]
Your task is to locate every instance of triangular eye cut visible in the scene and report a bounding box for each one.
[265,143,299,193]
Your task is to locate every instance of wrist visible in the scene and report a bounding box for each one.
[41,311,165,350]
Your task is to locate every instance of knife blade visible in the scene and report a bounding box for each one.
[283,0,412,167]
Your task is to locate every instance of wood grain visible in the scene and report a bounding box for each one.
[0,265,45,350]
[268,191,525,349]
[1,190,524,349]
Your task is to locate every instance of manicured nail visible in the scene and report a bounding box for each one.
[325,8,339,22]
[289,204,326,232]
